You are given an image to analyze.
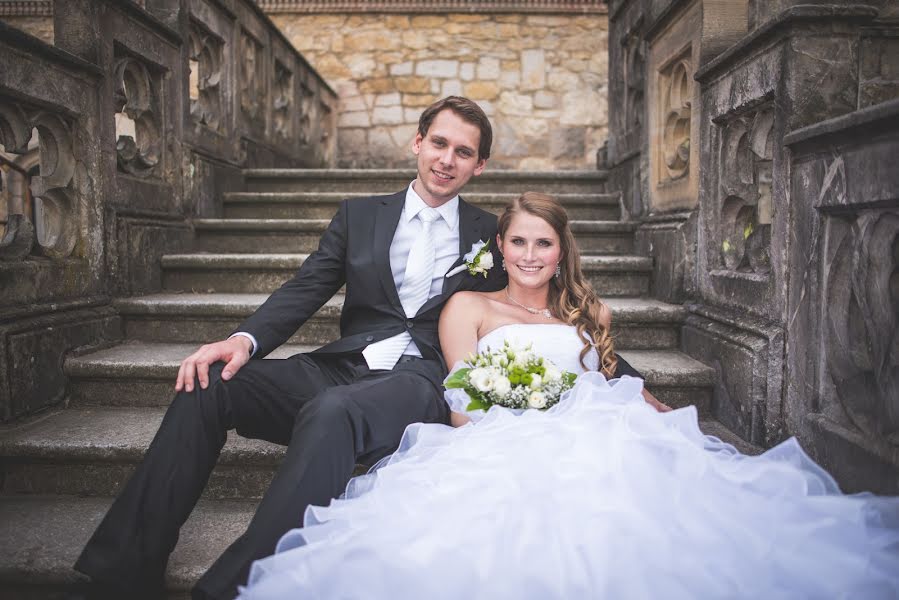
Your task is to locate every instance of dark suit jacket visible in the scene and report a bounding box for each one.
[236,191,506,370]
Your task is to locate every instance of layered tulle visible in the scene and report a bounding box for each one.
[238,372,899,600]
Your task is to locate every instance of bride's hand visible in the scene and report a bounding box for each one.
[642,389,673,413]
[450,411,472,427]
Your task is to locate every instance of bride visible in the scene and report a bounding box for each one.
[237,193,899,599]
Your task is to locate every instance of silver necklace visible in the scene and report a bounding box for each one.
[505,287,552,318]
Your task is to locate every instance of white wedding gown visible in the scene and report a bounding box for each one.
[238,324,899,599]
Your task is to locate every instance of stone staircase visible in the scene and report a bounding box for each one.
[0,169,758,598]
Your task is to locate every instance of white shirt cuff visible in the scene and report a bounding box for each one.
[229,332,258,357]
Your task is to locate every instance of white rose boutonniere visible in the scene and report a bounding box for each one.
[445,240,494,278]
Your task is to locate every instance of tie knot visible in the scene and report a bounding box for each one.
[418,207,440,225]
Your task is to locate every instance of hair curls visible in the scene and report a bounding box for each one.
[497,192,617,376]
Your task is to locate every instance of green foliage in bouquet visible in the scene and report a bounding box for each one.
[445,340,578,412]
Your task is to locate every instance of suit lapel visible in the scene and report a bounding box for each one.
[373,191,406,309]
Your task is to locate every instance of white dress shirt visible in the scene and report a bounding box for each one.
[233,183,460,358]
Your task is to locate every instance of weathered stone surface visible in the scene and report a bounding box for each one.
[550,127,586,160]
[520,48,546,91]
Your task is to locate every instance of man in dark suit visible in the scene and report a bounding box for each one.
[73,96,506,600]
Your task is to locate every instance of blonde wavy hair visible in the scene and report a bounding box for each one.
[497,192,618,376]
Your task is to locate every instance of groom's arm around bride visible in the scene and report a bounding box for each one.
[72,96,505,600]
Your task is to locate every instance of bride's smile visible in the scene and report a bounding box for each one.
[498,211,561,293]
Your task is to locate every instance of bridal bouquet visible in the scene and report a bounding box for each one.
[444,340,578,411]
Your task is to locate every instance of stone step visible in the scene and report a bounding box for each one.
[65,342,708,411]
[65,342,314,408]
[114,293,685,350]
[222,191,621,220]
[160,253,652,296]
[193,218,637,254]
[0,494,253,598]
[0,403,761,596]
[0,407,281,501]
[242,168,607,194]
[6,349,728,502]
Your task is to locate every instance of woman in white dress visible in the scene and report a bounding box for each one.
[237,193,899,600]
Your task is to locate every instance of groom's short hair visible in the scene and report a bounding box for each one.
[418,96,493,161]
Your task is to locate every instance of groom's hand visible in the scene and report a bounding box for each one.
[175,336,253,392]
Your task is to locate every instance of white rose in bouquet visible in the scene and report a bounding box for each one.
[470,368,494,392]
[544,365,562,382]
[493,375,512,397]
[529,374,543,390]
[528,391,547,409]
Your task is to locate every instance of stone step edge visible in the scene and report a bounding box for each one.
[223,191,621,203]
[114,294,685,323]
[65,344,713,387]
[193,219,637,232]
[0,405,756,474]
[242,168,608,180]
[0,407,282,466]
[159,253,654,271]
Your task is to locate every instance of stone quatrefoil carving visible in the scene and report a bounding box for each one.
[659,55,692,182]
[273,60,293,143]
[240,30,265,126]
[0,100,78,260]
[188,23,224,131]
[718,107,775,274]
[114,57,161,177]
[826,211,899,445]
[623,31,644,131]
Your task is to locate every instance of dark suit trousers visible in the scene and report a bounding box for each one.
[74,353,448,600]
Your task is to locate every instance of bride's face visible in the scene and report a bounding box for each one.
[498,212,562,289]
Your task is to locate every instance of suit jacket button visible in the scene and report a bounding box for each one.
[365,335,374,342]
[406,320,414,328]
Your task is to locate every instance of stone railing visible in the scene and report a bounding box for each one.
[0,0,336,422]
[604,0,899,492]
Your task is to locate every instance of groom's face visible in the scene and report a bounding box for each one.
[412,109,487,207]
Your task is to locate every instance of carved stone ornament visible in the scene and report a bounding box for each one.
[826,211,899,445]
[0,101,77,260]
[718,107,775,274]
[273,60,293,143]
[114,57,161,177]
[240,30,265,125]
[189,22,224,131]
[659,54,692,183]
[297,80,315,146]
[624,31,645,132]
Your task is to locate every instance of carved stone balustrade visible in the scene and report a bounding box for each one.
[606,0,899,492]
[0,0,335,422]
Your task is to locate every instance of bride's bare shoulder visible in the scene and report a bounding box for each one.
[444,290,502,311]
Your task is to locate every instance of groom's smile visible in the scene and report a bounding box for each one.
[412,108,486,207]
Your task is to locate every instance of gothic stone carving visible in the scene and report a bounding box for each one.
[273,59,293,144]
[0,100,77,260]
[825,211,899,446]
[717,105,775,274]
[113,57,161,178]
[188,21,224,131]
[623,26,644,134]
[658,51,692,184]
[239,29,265,128]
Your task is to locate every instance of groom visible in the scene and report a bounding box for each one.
[73,96,506,599]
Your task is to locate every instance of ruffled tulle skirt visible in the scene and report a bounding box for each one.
[238,373,899,599]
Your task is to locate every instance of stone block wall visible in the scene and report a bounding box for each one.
[267,8,610,169]
[606,0,899,492]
